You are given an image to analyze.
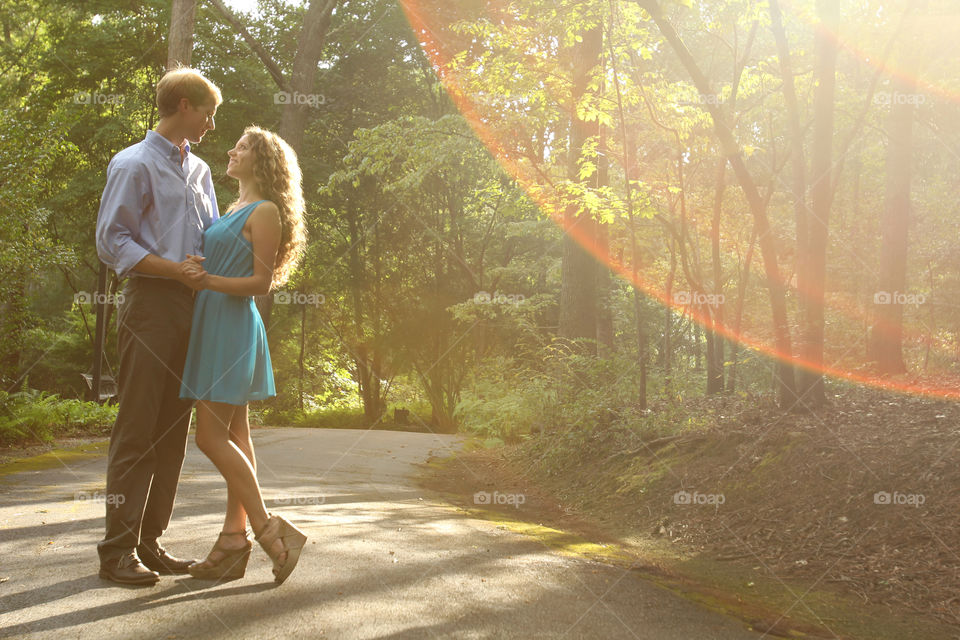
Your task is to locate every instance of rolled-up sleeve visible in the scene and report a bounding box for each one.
[95,162,150,279]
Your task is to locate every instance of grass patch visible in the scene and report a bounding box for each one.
[261,403,436,431]
[0,438,109,478]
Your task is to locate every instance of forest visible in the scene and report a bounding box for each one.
[1,0,959,632]
[3,0,959,439]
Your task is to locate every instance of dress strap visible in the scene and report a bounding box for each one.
[225,199,268,217]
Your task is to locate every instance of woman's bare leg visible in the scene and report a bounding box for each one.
[223,405,254,534]
[194,400,286,564]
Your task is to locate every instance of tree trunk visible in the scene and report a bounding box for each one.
[728,229,758,393]
[694,320,702,371]
[559,23,602,345]
[706,161,725,394]
[596,221,615,355]
[298,302,306,411]
[278,0,338,153]
[0,267,27,384]
[869,71,917,374]
[769,0,808,312]
[798,0,840,407]
[257,0,338,329]
[663,236,677,386]
[608,24,647,408]
[347,203,385,422]
[166,0,197,69]
[596,108,614,355]
[207,0,339,330]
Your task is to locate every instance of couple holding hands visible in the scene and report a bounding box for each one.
[95,67,307,586]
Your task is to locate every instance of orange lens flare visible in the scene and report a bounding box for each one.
[400,0,960,401]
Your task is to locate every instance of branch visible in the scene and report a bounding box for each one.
[205,0,290,93]
[633,0,796,389]
[829,3,916,200]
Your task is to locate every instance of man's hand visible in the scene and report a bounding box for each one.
[179,254,207,290]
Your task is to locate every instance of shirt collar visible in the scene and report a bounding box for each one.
[144,130,191,162]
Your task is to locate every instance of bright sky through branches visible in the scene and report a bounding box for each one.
[222,0,307,16]
[223,0,262,15]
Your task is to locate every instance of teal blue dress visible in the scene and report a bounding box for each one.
[179,200,276,405]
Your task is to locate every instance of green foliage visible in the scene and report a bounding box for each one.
[13,305,120,397]
[287,405,429,430]
[0,108,82,383]
[321,111,560,428]
[290,407,370,429]
[0,388,116,446]
[458,328,780,444]
[3,0,958,443]
[457,339,645,441]
[455,356,550,443]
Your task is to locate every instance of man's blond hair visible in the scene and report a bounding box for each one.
[156,67,222,118]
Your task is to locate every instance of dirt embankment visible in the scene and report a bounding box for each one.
[419,387,960,639]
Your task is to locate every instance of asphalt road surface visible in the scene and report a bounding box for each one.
[0,427,763,639]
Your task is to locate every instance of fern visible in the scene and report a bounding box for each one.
[0,388,116,446]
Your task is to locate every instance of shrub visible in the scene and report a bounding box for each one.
[0,387,116,446]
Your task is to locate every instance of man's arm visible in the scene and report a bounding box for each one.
[95,160,206,287]
[95,163,150,279]
[202,165,219,227]
[133,253,207,288]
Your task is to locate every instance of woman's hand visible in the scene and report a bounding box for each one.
[179,254,207,290]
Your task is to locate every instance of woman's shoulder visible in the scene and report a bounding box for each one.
[249,200,280,216]
[248,200,281,227]
[251,199,279,211]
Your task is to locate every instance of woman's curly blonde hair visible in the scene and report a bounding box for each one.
[230,125,307,289]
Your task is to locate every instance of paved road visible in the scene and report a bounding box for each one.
[0,428,762,639]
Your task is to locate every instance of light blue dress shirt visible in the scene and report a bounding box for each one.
[96,130,219,279]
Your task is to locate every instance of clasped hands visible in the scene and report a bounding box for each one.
[179,254,208,290]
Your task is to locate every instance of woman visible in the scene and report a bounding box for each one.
[178,125,308,584]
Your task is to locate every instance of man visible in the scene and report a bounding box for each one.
[95,67,221,585]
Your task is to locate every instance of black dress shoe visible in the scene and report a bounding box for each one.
[99,551,160,585]
[137,540,197,575]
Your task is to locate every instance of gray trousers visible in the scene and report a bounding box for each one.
[97,276,195,563]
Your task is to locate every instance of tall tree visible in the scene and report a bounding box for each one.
[870,61,920,374]
[706,160,725,394]
[559,20,602,345]
[207,0,339,328]
[768,0,808,331]
[799,0,840,406]
[635,0,798,406]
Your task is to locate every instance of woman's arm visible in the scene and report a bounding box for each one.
[137,254,208,289]
[190,201,282,297]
